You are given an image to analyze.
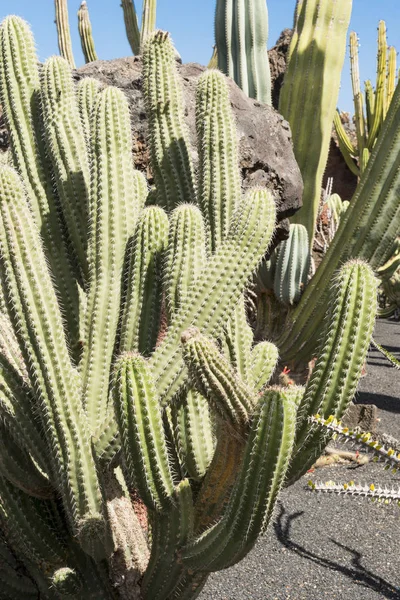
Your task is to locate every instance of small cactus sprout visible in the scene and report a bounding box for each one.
[0,16,380,600]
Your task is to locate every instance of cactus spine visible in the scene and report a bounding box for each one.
[78,1,98,63]
[54,0,76,68]
[279,0,352,245]
[215,0,272,105]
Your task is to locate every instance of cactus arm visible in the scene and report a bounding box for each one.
[165,204,207,320]
[182,328,255,429]
[0,16,80,350]
[112,353,175,511]
[333,110,360,176]
[76,77,102,145]
[0,536,39,599]
[0,478,69,570]
[273,223,310,306]
[368,21,387,148]
[386,46,397,117]
[141,479,194,600]
[249,341,279,391]
[40,56,90,284]
[81,87,139,431]
[150,189,276,405]
[0,427,53,499]
[0,312,28,382]
[119,206,169,356]
[286,260,377,483]
[54,0,76,68]
[279,0,352,245]
[172,389,215,480]
[78,1,98,63]
[349,31,366,162]
[364,79,375,133]
[141,0,157,48]
[222,298,253,383]
[196,69,241,252]
[278,76,400,363]
[180,388,297,571]
[121,0,141,56]
[142,31,197,211]
[0,167,104,554]
[215,0,272,105]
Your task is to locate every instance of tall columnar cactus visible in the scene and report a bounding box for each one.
[215,0,272,105]
[278,66,400,364]
[54,0,76,68]
[120,0,157,56]
[78,1,98,63]
[0,17,379,600]
[334,22,398,176]
[279,0,352,246]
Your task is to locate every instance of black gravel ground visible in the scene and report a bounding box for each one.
[199,318,400,600]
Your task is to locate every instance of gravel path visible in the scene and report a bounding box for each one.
[199,318,400,600]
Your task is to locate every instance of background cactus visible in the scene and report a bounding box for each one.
[334,22,398,176]
[279,0,352,247]
[215,0,272,105]
[0,15,379,600]
[54,0,76,68]
[78,1,98,63]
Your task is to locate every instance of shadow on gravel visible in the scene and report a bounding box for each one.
[355,392,400,412]
[273,504,400,599]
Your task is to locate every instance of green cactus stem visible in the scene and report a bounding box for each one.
[250,341,279,391]
[165,204,207,321]
[182,328,255,430]
[54,0,76,68]
[78,1,98,63]
[196,69,241,252]
[273,223,310,306]
[150,188,276,405]
[121,0,141,56]
[81,86,140,431]
[279,73,400,363]
[119,206,169,356]
[279,0,352,245]
[215,0,272,105]
[112,353,175,511]
[40,56,90,284]
[171,389,215,481]
[141,0,157,47]
[286,260,378,483]
[77,77,102,144]
[0,16,80,348]
[142,30,197,211]
[0,166,105,555]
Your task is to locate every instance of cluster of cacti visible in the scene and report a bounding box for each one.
[334,21,398,177]
[0,14,379,599]
[215,0,272,105]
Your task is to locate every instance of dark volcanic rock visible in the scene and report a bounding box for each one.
[75,56,303,243]
[268,28,293,111]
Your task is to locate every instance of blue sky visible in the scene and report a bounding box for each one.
[1,1,399,113]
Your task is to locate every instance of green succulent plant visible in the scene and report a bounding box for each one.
[0,15,378,600]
